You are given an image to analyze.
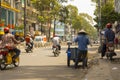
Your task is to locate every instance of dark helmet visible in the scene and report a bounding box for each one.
[106,23,112,28]
[4,27,9,33]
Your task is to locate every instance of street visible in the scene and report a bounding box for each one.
[1,0,120,80]
[0,44,98,80]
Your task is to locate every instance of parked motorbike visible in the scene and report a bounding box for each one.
[0,48,19,70]
[52,45,60,57]
[106,42,116,60]
[25,43,33,53]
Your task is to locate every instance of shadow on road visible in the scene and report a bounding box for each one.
[0,65,88,80]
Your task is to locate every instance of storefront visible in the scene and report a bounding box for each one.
[0,1,20,35]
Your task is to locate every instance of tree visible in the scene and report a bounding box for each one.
[65,5,78,25]
[65,4,97,39]
[92,0,120,29]
[100,2,120,28]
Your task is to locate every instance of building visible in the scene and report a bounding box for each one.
[16,0,39,37]
[24,0,39,33]
[115,0,120,13]
[0,0,20,35]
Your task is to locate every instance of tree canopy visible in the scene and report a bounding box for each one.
[31,0,97,39]
[92,0,120,29]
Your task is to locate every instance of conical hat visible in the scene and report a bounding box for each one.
[78,29,86,33]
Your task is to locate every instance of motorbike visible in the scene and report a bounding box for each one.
[25,43,33,53]
[0,48,19,70]
[106,42,116,61]
[52,45,60,57]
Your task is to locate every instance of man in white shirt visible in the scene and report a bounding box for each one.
[52,36,61,51]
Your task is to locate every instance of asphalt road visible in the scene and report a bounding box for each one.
[0,45,98,80]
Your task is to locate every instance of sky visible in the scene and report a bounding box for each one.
[63,0,96,18]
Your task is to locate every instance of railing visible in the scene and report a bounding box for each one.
[17,41,69,49]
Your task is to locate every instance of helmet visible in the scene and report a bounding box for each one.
[4,27,9,33]
[26,34,30,36]
[106,23,112,28]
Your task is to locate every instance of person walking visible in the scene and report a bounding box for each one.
[74,29,91,69]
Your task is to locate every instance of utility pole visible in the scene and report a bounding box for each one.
[0,0,2,40]
[98,0,102,45]
[98,0,101,28]
[0,0,1,22]
[53,15,56,37]
[24,0,26,38]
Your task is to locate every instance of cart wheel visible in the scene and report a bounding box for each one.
[74,59,78,69]
[110,53,113,61]
[67,58,70,67]
[106,53,109,59]
[54,52,56,57]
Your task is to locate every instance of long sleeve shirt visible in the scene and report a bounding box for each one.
[104,29,115,42]
[74,34,90,50]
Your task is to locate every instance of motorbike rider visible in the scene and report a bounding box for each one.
[101,23,116,58]
[25,34,33,50]
[52,35,61,51]
[0,27,21,62]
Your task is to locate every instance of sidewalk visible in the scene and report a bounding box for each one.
[83,59,113,80]
[82,49,120,80]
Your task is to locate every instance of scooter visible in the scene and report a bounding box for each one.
[52,45,60,57]
[106,42,116,61]
[0,48,19,70]
[25,43,33,53]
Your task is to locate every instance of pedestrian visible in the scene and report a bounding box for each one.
[74,29,91,69]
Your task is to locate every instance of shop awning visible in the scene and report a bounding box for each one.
[1,3,20,12]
